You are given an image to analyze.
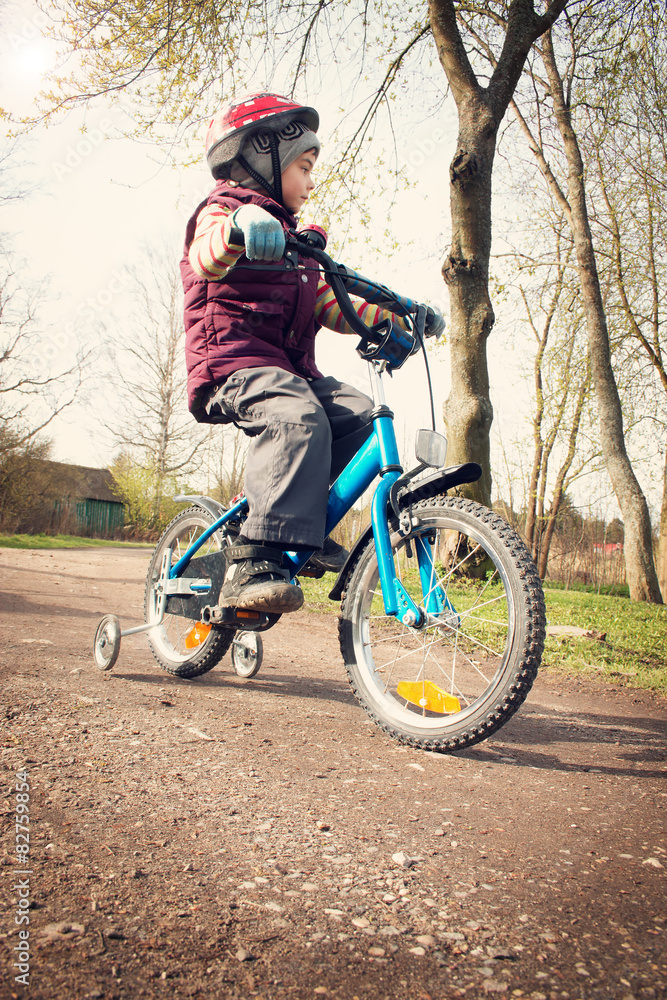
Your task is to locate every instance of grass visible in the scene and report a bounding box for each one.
[545,579,631,599]
[300,576,667,695]
[0,533,152,550]
[299,573,342,611]
[542,586,667,694]
[2,534,665,695]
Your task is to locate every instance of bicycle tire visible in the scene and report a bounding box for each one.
[339,495,545,752]
[145,506,235,678]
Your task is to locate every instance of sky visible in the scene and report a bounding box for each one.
[1,0,477,477]
[0,0,638,524]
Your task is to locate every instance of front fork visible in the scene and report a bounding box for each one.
[373,486,457,627]
[371,472,423,625]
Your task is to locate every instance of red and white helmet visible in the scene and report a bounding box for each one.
[206,92,319,178]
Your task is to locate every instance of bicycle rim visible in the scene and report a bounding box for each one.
[340,496,545,751]
[146,508,232,670]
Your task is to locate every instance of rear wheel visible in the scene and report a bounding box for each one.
[339,496,545,752]
[145,507,235,678]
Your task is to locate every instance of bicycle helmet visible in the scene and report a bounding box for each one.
[206,92,319,205]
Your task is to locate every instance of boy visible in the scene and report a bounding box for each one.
[181,93,409,615]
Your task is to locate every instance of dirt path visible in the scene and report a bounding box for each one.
[1,548,666,1000]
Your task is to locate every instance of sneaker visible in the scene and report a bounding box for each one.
[219,543,303,614]
[302,537,349,575]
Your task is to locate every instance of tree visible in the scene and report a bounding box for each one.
[0,430,49,532]
[0,138,87,523]
[493,4,663,602]
[199,426,247,508]
[580,7,667,599]
[101,249,207,526]
[517,248,595,579]
[109,450,190,536]
[0,266,85,445]
[429,0,568,504]
[490,147,606,578]
[19,0,569,508]
[491,259,597,583]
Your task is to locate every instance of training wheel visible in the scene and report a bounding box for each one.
[93,614,121,672]
[231,631,263,678]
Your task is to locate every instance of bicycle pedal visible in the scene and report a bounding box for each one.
[201,605,277,631]
[202,604,262,623]
[297,567,326,579]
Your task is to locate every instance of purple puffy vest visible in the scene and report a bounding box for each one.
[181,182,322,421]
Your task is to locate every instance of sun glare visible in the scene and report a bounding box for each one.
[14,39,57,80]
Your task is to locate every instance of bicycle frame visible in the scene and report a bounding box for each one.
[168,360,430,627]
[157,232,461,631]
[94,229,542,754]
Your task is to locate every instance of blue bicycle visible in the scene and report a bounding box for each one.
[93,231,545,753]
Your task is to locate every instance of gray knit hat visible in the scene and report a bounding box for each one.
[229,120,320,198]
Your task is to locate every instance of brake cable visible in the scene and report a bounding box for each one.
[286,239,439,431]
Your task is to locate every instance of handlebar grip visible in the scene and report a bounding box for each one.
[219,227,428,352]
[228,226,325,252]
[423,304,446,339]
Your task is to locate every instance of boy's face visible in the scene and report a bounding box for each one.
[281,150,317,214]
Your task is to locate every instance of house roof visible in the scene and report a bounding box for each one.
[40,461,122,504]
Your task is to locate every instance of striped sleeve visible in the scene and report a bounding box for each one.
[188,204,245,281]
[315,278,408,335]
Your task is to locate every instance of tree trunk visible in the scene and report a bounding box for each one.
[428,0,568,507]
[537,374,587,579]
[659,449,667,601]
[441,98,496,506]
[524,318,547,556]
[541,32,662,603]
[525,437,542,556]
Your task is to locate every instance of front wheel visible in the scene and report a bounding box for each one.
[339,496,545,752]
[145,506,235,678]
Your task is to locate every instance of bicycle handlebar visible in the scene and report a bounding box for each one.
[227,225,439,366]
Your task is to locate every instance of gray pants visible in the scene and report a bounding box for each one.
[205,367,374,548]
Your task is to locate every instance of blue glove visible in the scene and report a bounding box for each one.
[424,304,446,339]
[232,205,286,262]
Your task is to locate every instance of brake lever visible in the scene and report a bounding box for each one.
[413,304,427,348]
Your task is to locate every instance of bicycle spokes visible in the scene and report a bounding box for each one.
[339,497,545,750]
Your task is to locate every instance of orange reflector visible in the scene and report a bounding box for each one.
[397,680,461,714]
[185,622,212,649]
[236,610,261,619]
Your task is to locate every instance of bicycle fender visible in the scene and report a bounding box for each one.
[327,462,482,603]
[173,494,227,522]
[399,462,482,503]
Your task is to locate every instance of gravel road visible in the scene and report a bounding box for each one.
[1,547,665,1000]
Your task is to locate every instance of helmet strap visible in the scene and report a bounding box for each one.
[235,153,279,201]
[269,132,283,207]
[236,130,284,206]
